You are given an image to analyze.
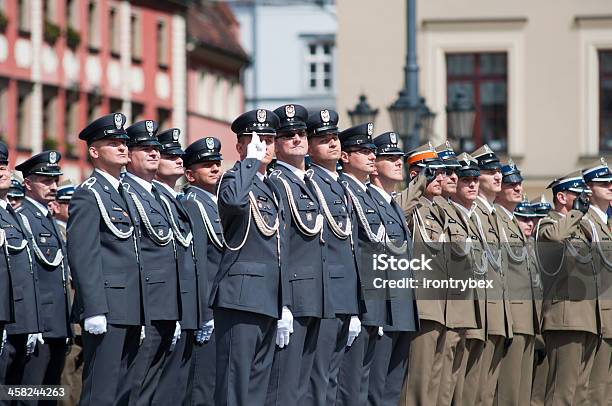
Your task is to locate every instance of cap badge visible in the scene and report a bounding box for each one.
[390,132,397,144]
[114,113,123,129]
[601,157,608,167]
[257,109,267,123]
[49,151,57,164]
[320,109,330,123]
[445,140,452,149]
[367,123,373,136]
[145,120,154,136]
[285,105,295,118]
[172,129,180,141]
[206,137,215,150]
[484,144,493,154]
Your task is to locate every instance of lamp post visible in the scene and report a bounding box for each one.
[348,94,379,126]
[446,89,476,152]
[418,96,436,141]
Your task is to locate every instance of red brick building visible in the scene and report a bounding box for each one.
[0,0,247,180]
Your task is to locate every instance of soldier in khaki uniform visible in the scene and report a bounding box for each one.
[495,162,540,406]
[470,145,513,406]
[436,153,485,406]
[582,160,612,406]
[396,143,448,406]
[536,171,600,406]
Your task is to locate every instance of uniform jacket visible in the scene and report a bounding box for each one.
[368,185,418,332]
[182,185,223,324]
[309,164,360,316]
[213,158,287,319]
[153,181,201,330]
[19,198,71,338]
[583,206,612,338]
[495,204,540,336]
[269,163,333,319]
[122,174,180,322]
[2,205,38,334]
[536,209,600,335]
[67,171,143,325]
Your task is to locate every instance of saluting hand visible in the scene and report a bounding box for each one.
[572,191,590,214]
[246,131,267,161]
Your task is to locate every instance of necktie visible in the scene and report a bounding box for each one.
[46,211,63,242]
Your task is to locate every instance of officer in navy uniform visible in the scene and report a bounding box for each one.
[265,104,333,405]
[144,128,201,405]
[15,150,72,394]
[67,113,142,405]
[7,178,25,209]
[0,142,35,389]
[367,132,418,405]
[213,109,286,405]
[181,136,224,406]
[336,122,387,405]
[120,120,181,406]
[304,109,362,405]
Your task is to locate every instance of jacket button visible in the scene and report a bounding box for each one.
[145,277,150,282]
[247,164,252,169]
[293,273,297,278]
[104,281,108,286]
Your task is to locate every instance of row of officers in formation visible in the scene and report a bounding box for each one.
[0,104,610,406]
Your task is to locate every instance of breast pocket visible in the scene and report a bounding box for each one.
[147,210,171,238]
[296,199,318,226]
[256,200,277,226]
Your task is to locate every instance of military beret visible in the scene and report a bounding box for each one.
[78,113,129,145]
[339,122,376,150]
[7,179,24,198]
[157,128,184,156]
[15,150,63,178]
[184,137,222,167]
[273,104,308,134]
[306,109,339,136]
[501,159,523,184]
[231,109,279,137]
[583,157,612,183]
[373,132,404,157]
[471,144,501,170]
[125,120,161,148]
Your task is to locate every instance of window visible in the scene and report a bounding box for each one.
[18,0,31,33]
[131,102,144,123]
[17,82,33,150]
[42,86,58,150]
[87,1,100,49]
[87,94,101,124]
[0,79,8,142]
[599,50,612,151]
[156,20,168,67]
[109,7,120,55]
[65,91,79,157]
[131,13,142,61]
[43,0,57,23]
[305,41,334,93]
[212,76,226,120]
[446,52,508,152]
[66,0,78,28]
[157,108,171,130]
[227,81,240,122]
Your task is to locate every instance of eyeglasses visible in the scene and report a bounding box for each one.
[445,169,456,176]
[277,130,307,140]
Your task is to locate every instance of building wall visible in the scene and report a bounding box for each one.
[336,0,612,198]
[231,1,337,111]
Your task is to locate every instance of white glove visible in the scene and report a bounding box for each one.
[1,329,6,355]
[26,333,44,355]
[378,326,384,337]
[246,131,267,161]
[195,319,214,344]
[169,322,181,352]
[346,316,361,347]
[276,306,294,348]
[140,326,146,345]
[84,315,107,335]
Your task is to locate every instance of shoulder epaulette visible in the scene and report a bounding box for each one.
[80,177,97,189]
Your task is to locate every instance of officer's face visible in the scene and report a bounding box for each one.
[456,176,479,202]
[185,161,223,188]
[588,181,612,203]
[499,181,523,204]
[49,199,69,222]
[442,169,458,196]
[8,196,22,209]
[307,133,341,163]
[0,163,11,191]
[24,175,58,203]
[236,134,275,165]
[158,154,184,179]
[128,146,160,176]
[341,148,376,175]
[517,216,535,237]
[89,138,129,167]
[275,130,308,159]
[479,168,502,194]
[374,155,404,182]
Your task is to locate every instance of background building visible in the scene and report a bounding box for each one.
[230,0,337,112]
[0,0,246,180]
[336,0,612,197]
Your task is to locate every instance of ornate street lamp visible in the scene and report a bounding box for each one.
[348,94,379,126]
[418,96,436,142]
[446,89,476,151]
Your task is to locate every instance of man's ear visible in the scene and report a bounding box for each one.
[184,168,195,183]
[88,145,99,160]
[23,177,32,192]
[340,151,349,165]
[556,191,566,206]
